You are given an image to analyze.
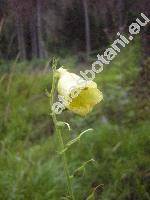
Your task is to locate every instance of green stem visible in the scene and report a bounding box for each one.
[49,59,75,200]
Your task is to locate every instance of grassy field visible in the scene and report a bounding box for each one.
[0,42,149,200]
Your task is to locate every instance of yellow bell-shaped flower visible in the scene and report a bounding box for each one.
[57,67,103,116]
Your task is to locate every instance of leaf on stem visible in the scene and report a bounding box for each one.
[86,184,104,200]
[59,129,93,154]
[56,121,71,131]
[71,159,96,178]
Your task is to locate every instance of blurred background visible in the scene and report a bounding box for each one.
[0,0,150,199]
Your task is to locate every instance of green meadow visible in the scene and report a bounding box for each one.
[0,42,149,200]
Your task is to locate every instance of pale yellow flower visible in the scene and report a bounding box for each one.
[57,67,103,116]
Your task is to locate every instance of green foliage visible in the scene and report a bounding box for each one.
[0,42,149,199]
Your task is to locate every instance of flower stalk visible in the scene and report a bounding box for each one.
[49,58,75,200]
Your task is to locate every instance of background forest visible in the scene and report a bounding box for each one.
[0,0,150,199]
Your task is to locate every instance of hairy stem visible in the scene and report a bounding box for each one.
[49,58,75,200]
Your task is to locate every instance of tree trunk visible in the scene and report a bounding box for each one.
[36,0,47,58]
[141,26,150,59]
[0,17,4,33]
[16,14,26,59]
[117,0,126,32]
[103,4,114,41]
[82,0,91,59]
[30,6,38,58]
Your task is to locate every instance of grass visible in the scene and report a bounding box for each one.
[0,41,149,199]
